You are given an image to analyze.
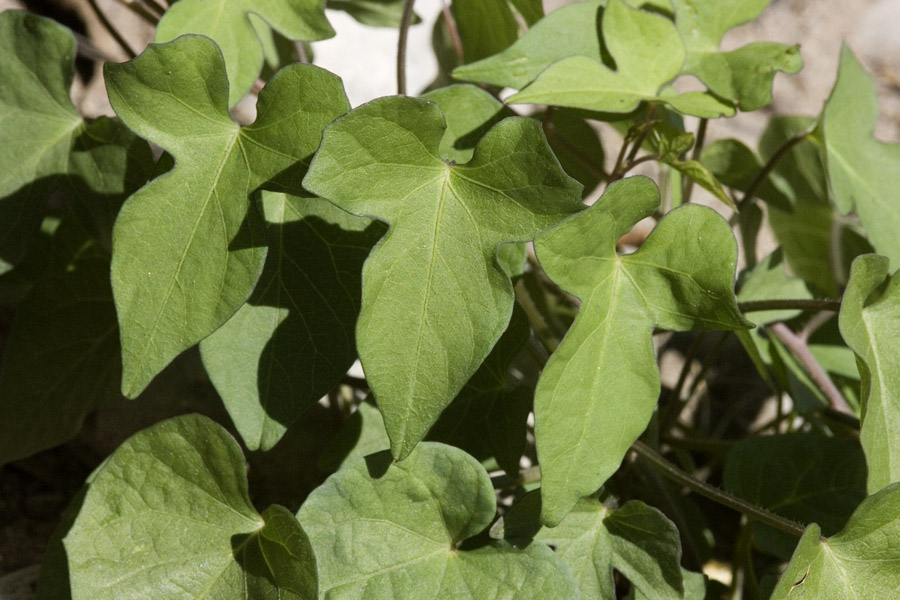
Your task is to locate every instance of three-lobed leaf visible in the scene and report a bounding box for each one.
[155,0,334,106]
[839,254,900,493]
[297,442,577,599]
[303,95,583,460]
[64,414,317,600]
[106,36,351,398]
[533,176,750,525]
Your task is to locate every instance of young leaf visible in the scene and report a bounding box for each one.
[155,0,334,106]
[199,193,384,451]
[0,219,120,465]
[839,255,900,493]
[816,46,900,269]
[303,96,583,460]
[533,176,750,525]
[64,414,317,599]
[494,493,685,600]
[297,442,577,598]
[724,433,866,558]
[507,1,733,118]
[671,0,802,110]
[106,36,351,398]
[770,482,900,599]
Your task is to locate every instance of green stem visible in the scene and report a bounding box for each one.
[738,299,841,313]
[397,0,417,95]
[682,118,707,202]
[86,0,137,58]
[630,441,808,538]
[738,131,808,209]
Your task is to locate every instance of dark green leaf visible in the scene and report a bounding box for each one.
[700,138,793,211]
[317,400,391,473]
[303,96,582,459]
[329,0,415,27]
[64,414,318,599]
[737,249,812,325]
[450,0,520,63]
[297,442,576,598]
[533,176,749,525]
[106,37,351,397]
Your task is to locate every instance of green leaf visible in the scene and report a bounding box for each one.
[724,433,866,558]
[450,0,520,63]
[328,0,414,27]
[533,176,749,525]
[507,1,731,117]
[665,159,733,209]
[317,399,391,473]
[509,0,543,25]
[64,414,318,600]
[817,46,900,269]
[303,96,582,459]
[737,249,812,325]
[495,493,685,600]
[538,109,606,196]
[297,442,577,599]
[106,36,351,398]
[671,0,802,110]
[700,138,793,211]
[0,218,120,465]
[770,482,900,599]
[426,303,533,475]
[422,84,513,164]
[155,0,334,106]
[452,0,604,90]
[199,193,384,451]
[839,255,900,493]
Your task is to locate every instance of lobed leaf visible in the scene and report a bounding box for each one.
[156,0,334,106]
[297,442,577,599]
[303,95,582,459]
[106,36,351,397]
[64,414,317,600]
[533,176,750,525]
[839,255,900,493]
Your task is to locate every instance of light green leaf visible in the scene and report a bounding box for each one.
[106,36,351,398]
[156,0,334,106]
[770,482,900,599]
[297,442,577,599]
[724,433,866,558]
[303,96,582,459]
[817,46,900,269]
[665,159,733,209]
[452,0,604,90]
[533,176,749,525]
[200,193,384,451]
[737,249,812,325]
[422,84,513,164]
[508,1,731,117]
[450,0,520,63]
[0,218,120,465]
[839,255,900,493]
[64,414,317,600]
[495,493,685,600]
[671,0,802,110]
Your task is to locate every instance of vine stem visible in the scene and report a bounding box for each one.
[86,0,138,58]
[737,298,842,313]
[440,0,464,64]
[630,441,808,538]
[738,131,809,209]
[397,0,417,95]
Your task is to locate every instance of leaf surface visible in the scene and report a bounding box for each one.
[771,482,900,599]
[450,0,520,63]
[839,255,900,493]
[297,442,576,599]
[495,493,685,600]
[817,47,900,268]
[106,36,351,397]
[533,176,749,525]
[156,0,334,105]
[64,414,317,600]
[303,96,582,459]
[200,193,383,451]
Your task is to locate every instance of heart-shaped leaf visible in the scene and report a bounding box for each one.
[106,36,351,397]
[533,176,750,525]
[64,414,317,599]
[839,254,900,493]
[156,0,334,106]
[303,96,582,460]
[297,442,576,599]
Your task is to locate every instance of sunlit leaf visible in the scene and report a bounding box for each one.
[533,176,749,525]
[106,36,351,397]
[297,442,576,599]
[303,96,582,459]
[65,414,317,599]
